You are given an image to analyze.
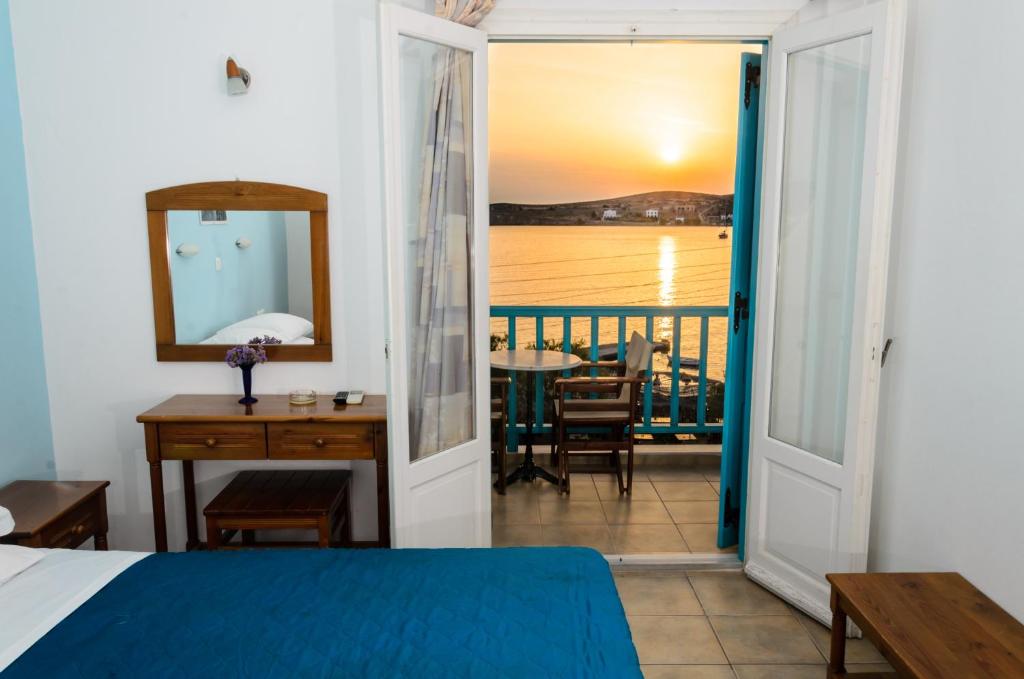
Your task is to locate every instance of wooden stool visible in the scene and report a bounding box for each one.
[204,470,352,550]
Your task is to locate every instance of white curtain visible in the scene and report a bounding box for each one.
[408,0,494,460]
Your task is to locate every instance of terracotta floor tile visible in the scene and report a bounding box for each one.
[678,524,738,554]
[689,573,790,615]
[614,573,703,615]
[792,609,887,664]
[665,501,719,524]
[653,481,718,502]
[629,616,728,665]
[710,615,823,665]
[538,499,606,524]
[491,523,543,547]
[596,478,661,501]
[602,499,675,525]
[731,666,825,679]
[610,524,689,554]
[539,524,613,552]
[642,666,736,679]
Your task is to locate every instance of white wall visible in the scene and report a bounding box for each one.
[10,0,388,549]
[868,0,1024,621]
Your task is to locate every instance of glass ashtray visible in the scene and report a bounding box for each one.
[288,388,318,406]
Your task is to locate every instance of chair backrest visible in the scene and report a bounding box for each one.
[613,331,654,403]
[624,331,654,379]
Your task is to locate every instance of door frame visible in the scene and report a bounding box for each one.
[391,2,905,565]
[480,6,787,566]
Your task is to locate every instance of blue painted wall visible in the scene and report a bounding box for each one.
[168,210,290,343]
[0,0,55,484]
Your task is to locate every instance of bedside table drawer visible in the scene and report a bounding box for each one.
[268,423,375,460]
[159,423,267,460]
[40,498,101,549]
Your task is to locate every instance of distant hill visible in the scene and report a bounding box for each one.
[490,190,734,226]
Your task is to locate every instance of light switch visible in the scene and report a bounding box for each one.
[215,257,223,271]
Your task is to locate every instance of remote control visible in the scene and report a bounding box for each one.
[333,390,364,406]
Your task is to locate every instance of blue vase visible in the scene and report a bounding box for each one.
[238,365,258,405]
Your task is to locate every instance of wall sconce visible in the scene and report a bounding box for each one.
[176,243,200,257]
[235,238,252,250]
[226,56,251,95]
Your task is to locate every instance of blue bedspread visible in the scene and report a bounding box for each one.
[5,547,640,678]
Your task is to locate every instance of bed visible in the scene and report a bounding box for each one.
[0,546,640,678]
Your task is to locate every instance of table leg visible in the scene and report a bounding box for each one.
[376,424,391,547]
[504,371,558,486]
[95,490,109,550]
[149,461,168,552]
[182,460,199,551]
[828,589,848,679]
[145,423,168,552]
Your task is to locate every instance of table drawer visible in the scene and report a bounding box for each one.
[268,423,375,460]
[40,498,100,549]
[159,423,267,460]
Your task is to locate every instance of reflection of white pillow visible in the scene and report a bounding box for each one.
[0,506,12,536]
[202,313,313,344]
[0,545,44,586]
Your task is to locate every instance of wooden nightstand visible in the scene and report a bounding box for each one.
[0,481,110,550]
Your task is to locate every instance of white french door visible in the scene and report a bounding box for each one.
[379,5,491,548]
[745,2,905,623]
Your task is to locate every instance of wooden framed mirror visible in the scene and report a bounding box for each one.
[146,181,331,362]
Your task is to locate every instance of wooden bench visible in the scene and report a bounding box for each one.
[204,470,351,550]
[827,572,1024,678]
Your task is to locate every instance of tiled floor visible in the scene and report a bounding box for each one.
[615,570,893,678]
[492,458,734,555]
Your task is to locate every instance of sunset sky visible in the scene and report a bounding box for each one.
[489,42,761,205]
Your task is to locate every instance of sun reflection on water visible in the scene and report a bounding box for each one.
[657,235,675,341]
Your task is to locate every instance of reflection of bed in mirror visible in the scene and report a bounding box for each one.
[167,209,313,345]
[145,181,331,361]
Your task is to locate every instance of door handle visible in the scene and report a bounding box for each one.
[733,292,749,334]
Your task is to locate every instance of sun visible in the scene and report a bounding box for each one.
[658,143,683,165]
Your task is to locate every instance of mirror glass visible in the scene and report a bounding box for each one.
[167,210,314,345]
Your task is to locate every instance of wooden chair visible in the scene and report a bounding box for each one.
[491,376,512,494]
[552,332,654,495]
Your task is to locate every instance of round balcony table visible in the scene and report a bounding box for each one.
[490,349,583,485]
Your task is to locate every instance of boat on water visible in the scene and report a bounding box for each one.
[718,229,728,239]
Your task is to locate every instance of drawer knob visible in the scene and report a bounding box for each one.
[314,438,326,448]
[72,524,85,535]
[205,438,217,448]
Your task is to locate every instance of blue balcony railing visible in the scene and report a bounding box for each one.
[490,305,728,450]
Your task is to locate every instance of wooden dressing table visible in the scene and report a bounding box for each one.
[137,394,389,551]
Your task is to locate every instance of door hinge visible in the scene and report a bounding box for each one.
[384,342,390,360]
[723,487,740,528]
[733,292,750,334]
[744,62,761,109]
[880,338,894,367]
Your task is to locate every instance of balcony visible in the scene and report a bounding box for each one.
[490,304,729,453]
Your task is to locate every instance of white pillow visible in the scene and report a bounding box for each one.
[0,506,12,536]
[0,545,44,586]
[201,326,283,345]
[201,313,314,344]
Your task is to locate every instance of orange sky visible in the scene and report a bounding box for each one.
[489,42,761,204]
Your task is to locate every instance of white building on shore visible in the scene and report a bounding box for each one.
[645,208,659,219]
[602,208,619,220]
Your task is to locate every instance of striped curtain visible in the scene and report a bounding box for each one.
[408,0,494,460]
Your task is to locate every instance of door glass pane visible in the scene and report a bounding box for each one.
[768,35,871,464]
[399,36,476,462]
